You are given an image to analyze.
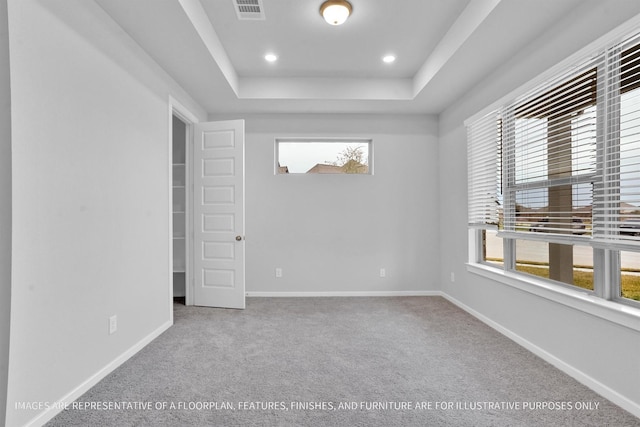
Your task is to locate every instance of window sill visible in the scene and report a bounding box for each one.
[467,262,640,333]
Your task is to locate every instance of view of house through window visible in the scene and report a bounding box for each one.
[276,140,371,174]
[618,74,640,302]
[473,32,640,305]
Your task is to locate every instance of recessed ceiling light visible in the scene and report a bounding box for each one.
[382,55,396,63]
[264,54,278,62]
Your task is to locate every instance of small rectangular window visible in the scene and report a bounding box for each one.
[276,139,371,174]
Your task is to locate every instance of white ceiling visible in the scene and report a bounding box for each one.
[94,0,588,115]
[202,0,470,79]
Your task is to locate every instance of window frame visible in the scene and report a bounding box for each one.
[466,19,640,321]
[466,238,640,332]
[274,137,373,175]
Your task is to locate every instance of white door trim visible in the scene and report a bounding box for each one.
[168,97,199,313]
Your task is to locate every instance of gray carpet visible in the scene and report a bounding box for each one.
[47,297,640,426]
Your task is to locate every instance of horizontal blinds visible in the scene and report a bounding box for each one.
[467,110,501,229]
[514,69,598,120]
[504,60,600,241]
[593,36,640,248]
[468,27,640,249]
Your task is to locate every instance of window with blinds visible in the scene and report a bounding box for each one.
[467,110,502,229]
[468,31,640,249]
[504,65,599,242]
[593,38,640,248]
[467,26,640,304]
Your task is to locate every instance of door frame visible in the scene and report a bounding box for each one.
[169,97,199,313]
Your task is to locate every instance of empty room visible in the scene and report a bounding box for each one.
[2,0,640,426]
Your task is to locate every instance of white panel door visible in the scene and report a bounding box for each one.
[193,120,245,309]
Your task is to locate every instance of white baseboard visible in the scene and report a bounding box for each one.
[246,290,441,297]
[20,292,640,424]
[441,293,640,419]
[25,320,173,427]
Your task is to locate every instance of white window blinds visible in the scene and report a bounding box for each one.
[467,27,640,249]
[467,110,501,229]
[502,62,600,243]
[593,36,640,248]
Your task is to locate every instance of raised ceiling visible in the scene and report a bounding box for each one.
[94,0,601,115]
[202,0,470,79]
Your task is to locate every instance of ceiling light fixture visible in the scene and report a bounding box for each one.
[320,0,352,26]
[382,55,396,63]
[264,53,278,62]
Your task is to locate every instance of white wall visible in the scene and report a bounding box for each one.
[438,2,640,417]
[0,0,11,424]
[9,0,640,424]
[5,1,205,425]
[213,114,440,295]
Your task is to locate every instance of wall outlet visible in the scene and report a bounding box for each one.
[450,272,455,282]
[109,315,117,335]
[275,268,282,278]
[380,268,386,278]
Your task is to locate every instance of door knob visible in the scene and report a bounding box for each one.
[235,235,243,241]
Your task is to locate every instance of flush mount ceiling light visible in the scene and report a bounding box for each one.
[264,53,278,62]
[382,54,396,63]
[320,0,352,25]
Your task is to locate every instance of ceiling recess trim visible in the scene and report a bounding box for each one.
[233,0,265,20]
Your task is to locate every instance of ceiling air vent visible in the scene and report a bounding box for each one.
[233,0,265,20]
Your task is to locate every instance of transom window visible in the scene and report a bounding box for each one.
[276,139,372,175]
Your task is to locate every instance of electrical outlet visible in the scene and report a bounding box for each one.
[380,268,386,278]
[109,315,117,335]
[450,272,455,282]
[275,268,282,278]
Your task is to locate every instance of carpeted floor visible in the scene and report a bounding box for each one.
[47,297,640,426]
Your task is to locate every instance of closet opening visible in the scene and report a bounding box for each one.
[172,114,188,306]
